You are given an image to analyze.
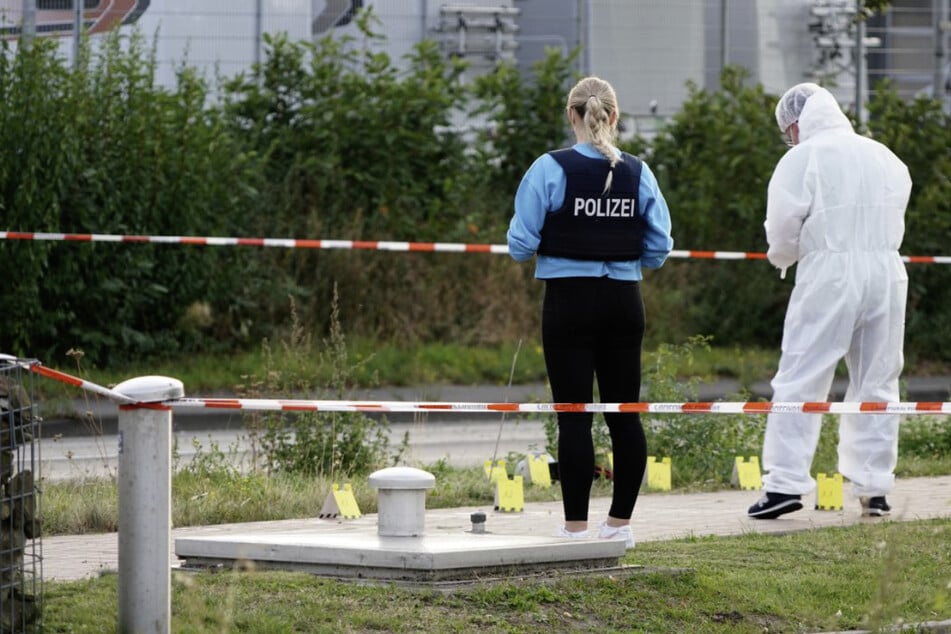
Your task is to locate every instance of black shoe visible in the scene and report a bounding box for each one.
[860,496,891,517]
[747,492,803,519]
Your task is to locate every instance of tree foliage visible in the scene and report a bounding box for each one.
[470,47,580,194]
[866,87,951,363]
[622,67,791,347]
[1,21,948,368]
[0,34,259,364]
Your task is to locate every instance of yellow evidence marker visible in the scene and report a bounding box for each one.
[494,475,525,512]
[815,473,844,511]
[526,453,552,489]
[646,456,672,491]
[732,456,763,490]
[318,482,362,519]
[483,459,507,483]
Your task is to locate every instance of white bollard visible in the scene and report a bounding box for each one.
[368,467,435,537]
[113,376,183,634]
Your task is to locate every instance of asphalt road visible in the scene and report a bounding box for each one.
[37,418,549,481]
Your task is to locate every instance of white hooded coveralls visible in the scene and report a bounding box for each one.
[762,87,912,497]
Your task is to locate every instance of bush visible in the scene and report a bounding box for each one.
[0,33,260,365]
[3,25,949,367]
[622,67,791,348]
[865,87,951,364]
[640,336,766,487]
[470,47,580,196]
[539,337,767,488]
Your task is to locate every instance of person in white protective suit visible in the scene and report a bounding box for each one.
[747,83,912,520]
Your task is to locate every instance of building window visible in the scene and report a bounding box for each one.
[37,1,100,10]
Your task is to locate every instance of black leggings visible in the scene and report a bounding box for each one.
[542,276,648,522]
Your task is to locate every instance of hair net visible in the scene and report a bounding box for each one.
[775,83,822,132]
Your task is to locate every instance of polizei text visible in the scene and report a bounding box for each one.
[573,197,638,217]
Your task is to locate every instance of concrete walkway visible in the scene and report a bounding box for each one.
[41,474,951,582]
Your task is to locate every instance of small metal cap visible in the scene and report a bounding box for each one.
[470,511,487,533]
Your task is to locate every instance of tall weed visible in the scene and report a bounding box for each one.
[245,290,402,478]
[640,337,765,487]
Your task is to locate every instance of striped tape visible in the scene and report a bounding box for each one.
[1,231,948,264]
[0,232,507,254]
[10,358,950,415]
[25,362,138,404]
[166,397,951,415]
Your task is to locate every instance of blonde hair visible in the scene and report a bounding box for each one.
[566,76,620,192]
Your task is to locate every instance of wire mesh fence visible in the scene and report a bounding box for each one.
[0,357,42,634]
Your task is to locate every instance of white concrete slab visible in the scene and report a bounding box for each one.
[175,529,625,581]
[43,476,951,582]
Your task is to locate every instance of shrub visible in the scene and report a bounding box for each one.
[0,33,260,365]
[865,86,951,363]
[640,336,766,487]
[541,336,767,488]
[622,66,790,348]
[3,26,949,367]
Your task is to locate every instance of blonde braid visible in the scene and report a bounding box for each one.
[566,77,620,193]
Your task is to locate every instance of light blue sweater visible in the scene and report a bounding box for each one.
[507,143,674,280]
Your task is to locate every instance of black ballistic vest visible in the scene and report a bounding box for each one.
[537,148,646,261]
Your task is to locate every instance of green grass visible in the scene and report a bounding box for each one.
[38,446,951,536]
[38,341,780,394]
[25,339,951,632]
[40,340,948,396]
[32,330,951,537]
[34,340,947,424]
[33,340,782,421]
[40,519,951,633]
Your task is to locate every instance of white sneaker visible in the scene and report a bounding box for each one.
[598,521,635,549]
[556,526,590,540]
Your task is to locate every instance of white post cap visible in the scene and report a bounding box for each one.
[368,466,435,490]
[113,376,184,403]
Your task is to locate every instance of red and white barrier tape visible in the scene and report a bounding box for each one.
[167,397,951,415]
[24,362,138,405]
[0,231,506,254]
[10,358,949,415]
[2,232,949,264]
